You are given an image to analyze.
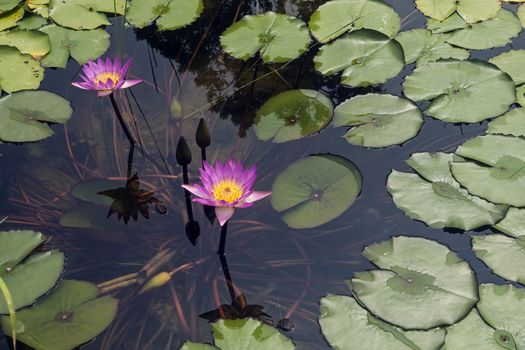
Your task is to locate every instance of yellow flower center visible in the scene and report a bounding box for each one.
[212,180,244,204]
[93,72,120,86]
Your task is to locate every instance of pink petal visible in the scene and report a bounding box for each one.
[120,79,143,89]
[71,82,93,90]
[193,197,216,206]
[215,207,235,226]
[244,191,272,203]
[181,184,210,199]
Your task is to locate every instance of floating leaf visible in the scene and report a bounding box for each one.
[351,236,478,330]
[0,46,44,93]
[1,280,118,350]
[473,234,525,285]
[40,24,110,68]
[415,0,500,23]
[333,94,423,148]
[403,60,515,123]
[48,0,111,29]
[26,0,49,18]
[59,204,118,230]
[396,29,469,66]
[446,10,521,50]
[451,135,525,207]
[271,154,362,229]
[489,50,525,85]
[308,0,400,43]
[0,230,45,271]
[426,13,467,34]
[314,29,404,87]
[494,207,525,238]
[0,4,23,31]
[127,0,203,31]
[519,4,525,27]
[319,294,446,350]
[0,90,72,142]
[254,90,333,143]
[17,15,48,30]
[0,29,50,58]
[0,0,20,13]
[517,84,525,106]
[387,153,507,230]
[487,108,525,137]
[180,343,219,350]
[71,179,119,206]
[220,11,310,63]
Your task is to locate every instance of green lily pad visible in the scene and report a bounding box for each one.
[319,294,446,350]
[473,234,525,285]
[396,29,469,66]
[180,343,219,350]
[0,90,72,142]
[487,108,525,137]
[477,284,525,349]
[126,0,203,31]
[446,10,521,50]
[71,179,120,206]
[352,236,478,330]
[254,90,333,143]
[49,0,109,29]
[489,50,525,85]
[0,46,44,93]
[308,0,400,43]
[519,4,525,27]
[314,29,404,87]
[1,279,119,350]
[0,29,50,58]
[415,0,500,23]
[17,15,49,30]
[0,5,24,31]
[0,230,45,272]
[451,135,525,207]
[271,154,362,229]
[387,153,507,230]
[494,207,525,238]
[26,0,49,18]
[333,94,423,148]
[40,24,110,68]
[403,60,515,123]
[220,11,311,63]
[517,84,525,106]
[0,0,20,13]
[426,13,467,34]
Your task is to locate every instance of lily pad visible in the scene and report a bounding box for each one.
[0,230,45,273]
[1,279,118,350]
[489,50,525,85]
[0,0,20,13]
[387,152,507,230]
[254,90,333,143]
[487,108,525,137]
[451,135,525,207]
[271,154,362,229]
[333,94,423,148]
[319,294,446,350]
[396,29,469,66]
[181,343,218,350]
[26,0,49,18]
[59,204,119,230]
[351,236,478,330]
[415,0,500,23]
[17,15,49,30]
[446,10,521,50]
[40,24,110,68]
[403,60,515,123]
[0,46,44,93]
[426,13,467,34]
[49,0,108,29]
[314,29,404,87]
[519,4,525,27]
[220,11,311,63]
[0,29,50,59]
[0,4,23,31]
[308,0,400,43]
[0,90,72,142]
[517,84,525,106]
[126,0,203,31]
[473,234,525,285]
[494,207,525,238]
[71,179,119,206]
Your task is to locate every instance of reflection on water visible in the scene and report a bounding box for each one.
[1,0,524,349]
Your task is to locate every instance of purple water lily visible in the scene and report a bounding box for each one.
[72,57,142,97]
[182,159,272,226]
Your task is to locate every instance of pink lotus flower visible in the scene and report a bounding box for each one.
[72,57,142,97]
[182,159,272,226]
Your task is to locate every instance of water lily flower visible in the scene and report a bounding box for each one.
[72,57,142,97]
[182,159,271,226]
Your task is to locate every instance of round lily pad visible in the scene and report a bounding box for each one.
[473,234,525,285]
[403,60,515,123]
[0,230,45,272]
[416,0,500,23]
[308,0,400,43]
[426,13,467,34]
[489,50,525,85]
[0,90,72,143]
[487,108,525,137]
[352,236,478,330]
[126,0,203,31]
[49,0,110,29]
[71,179,120,206]
[59,204,119,231]
[180,343,218,350]
[0,46,44,93]
[254,90,333,143]
[0,0,20,13]
[314,29,404,87]
[387,153,507,230]
[0,5,24,31]
[17,15,49,30]
[396,29,469,66]
[333,94,423,148]
[319,295,446,350]
[494,207,525,238]
[451,135,525,207]
[220,11,311,63]
[519,4,525,27]
[517,84,525,106]
[446,10,521,50]
[40,24,110,68]
[0,29,50,59]
[1,279,119,350]
[271,154,362,229]
[25,0,49,18]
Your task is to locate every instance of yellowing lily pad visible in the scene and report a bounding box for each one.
[0,46,44,93]
[0,5,24,32]
[0,29,50,58]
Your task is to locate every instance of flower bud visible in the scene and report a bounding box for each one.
[138,272,171,294]
[196,118,211,148]
[176,137,192,166]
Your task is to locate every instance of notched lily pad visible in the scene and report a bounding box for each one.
[0,5,24,31]
[416,0,500,23]
[254,90,333,143]
[426,13,467,34]
[494,207,525,238]
[127,0,203,31]
[0,29,50,59]
[487,108,525,138]
[0,46,44,93]
[489,50,525,85]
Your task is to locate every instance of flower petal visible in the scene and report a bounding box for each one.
[215,207,235,226]
[181,184,210,199]
[120,79,143,89]
[193,197,216,206]
[72,82,94,90]
[97,90,113,97]
[244,191,272,203]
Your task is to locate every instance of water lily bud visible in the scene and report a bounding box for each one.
[176,137,192,166]
[138,272,171,294]
[171,97,183,118]
[196,118,211,148]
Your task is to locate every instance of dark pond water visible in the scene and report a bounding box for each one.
[1,0,524,349]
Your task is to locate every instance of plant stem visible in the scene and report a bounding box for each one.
[218,222,228,256]
[201,147,206,162]
[110,93,136,145]
[219,253,236,303]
